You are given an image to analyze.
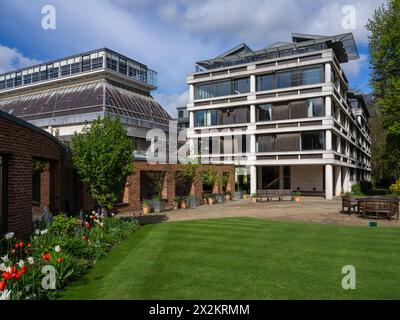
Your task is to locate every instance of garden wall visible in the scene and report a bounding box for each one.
[0,111,70,237]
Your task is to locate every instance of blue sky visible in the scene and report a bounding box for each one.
[0,0,384,116]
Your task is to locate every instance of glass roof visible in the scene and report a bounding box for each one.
[0,80,171,126]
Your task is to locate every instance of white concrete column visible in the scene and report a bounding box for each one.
[250,165,257,195]
[189,84,194,101]
[325,96,332,117]
[250,134,256,153]
[325,164,333,200]
[335,166,342,196]
[250,104,256,123]
[325,130,332,151]
[324,63,332,83]
[250,74,256,93]
[189,111,194,128]
[337,135,341,153]
[343,166,350,193]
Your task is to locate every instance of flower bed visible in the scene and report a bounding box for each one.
[0,212,139,300]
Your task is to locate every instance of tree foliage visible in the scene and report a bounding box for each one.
[71,117,134,209]
[367,0,400,184]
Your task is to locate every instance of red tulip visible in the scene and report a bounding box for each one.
[1,272,11,280]
[58,257,63,264]
[19,241,24,248]
[0,280,6,291]
[15,270,22,280]
[27,243,32,248]
[15,243,19,249]
[21,266,27,274]
[42,253,51,261]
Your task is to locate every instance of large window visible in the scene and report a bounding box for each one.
[257,133,300,152]
[273,65,323,89]
[194,107,249,127]
[194,110,217,127]
[257,104,272,121]
[257,98,325,122]
[194,77,250,99]
[256,74,274,91]
[301,131,324,150]
[307,98,324,117]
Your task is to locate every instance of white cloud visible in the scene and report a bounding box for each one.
[342,54,369,78]
[0,45,41,73]
[156,0,385,45]
[153,91,188,117]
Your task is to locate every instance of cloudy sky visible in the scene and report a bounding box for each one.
[0,0,385,116]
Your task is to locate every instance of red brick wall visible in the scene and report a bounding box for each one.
[0,114,66,237]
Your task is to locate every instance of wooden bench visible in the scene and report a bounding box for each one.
[357,197,399,220]
[256,189,293,202]
[341,195,359,215]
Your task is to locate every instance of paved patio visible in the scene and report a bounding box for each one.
[150,197,400,227]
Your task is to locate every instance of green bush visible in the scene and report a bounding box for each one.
[390,180,400,195]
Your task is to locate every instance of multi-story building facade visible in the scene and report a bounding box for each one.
[0,48,172,161]
[176,106,189,128]
[186,33,371,199]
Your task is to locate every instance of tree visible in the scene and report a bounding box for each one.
[367,0,400,185]
[367,0,400,133]
[71,117,134,210]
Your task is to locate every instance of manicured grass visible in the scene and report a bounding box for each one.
[60,218,400,299]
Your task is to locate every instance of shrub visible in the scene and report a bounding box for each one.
[351,183,362,194]
[390,180,400,195]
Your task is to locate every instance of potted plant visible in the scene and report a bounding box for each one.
[179,161,201,209]
[203,193,209,205]
[141,199,151,214]
[208,194,216,205]
[215,193,224,203]
[181,197,188,209]
[224,191,231,201]
[151,194,167,213]
[251,193,257,203]
[173,197,181,210]
[294,191,302,202]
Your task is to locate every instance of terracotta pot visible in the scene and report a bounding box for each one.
[181,201,187,209]
[208,198,214,205]
[225,195,231,201]
[295,196,301,203]
[252,197,257,203]
[142,205,151,214]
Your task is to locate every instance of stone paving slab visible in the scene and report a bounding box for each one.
[156,197,400,228]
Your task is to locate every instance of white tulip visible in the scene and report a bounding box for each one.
[55,245,61,253]
[27,257,34,265]
[35,229,40,235]
[1,255,9,263]
[4,232,14,240]
[17,260,24,268]
[0,263,5,271]
[0,290,12,300]
[40,229,48,235]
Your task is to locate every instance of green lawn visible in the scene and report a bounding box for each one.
[60,218,400,300]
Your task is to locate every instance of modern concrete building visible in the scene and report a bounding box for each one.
[176,106,189,128]
[186,33,371,199]
[0,48,172,161]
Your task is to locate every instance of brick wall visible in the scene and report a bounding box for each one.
[0,112,67,237]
